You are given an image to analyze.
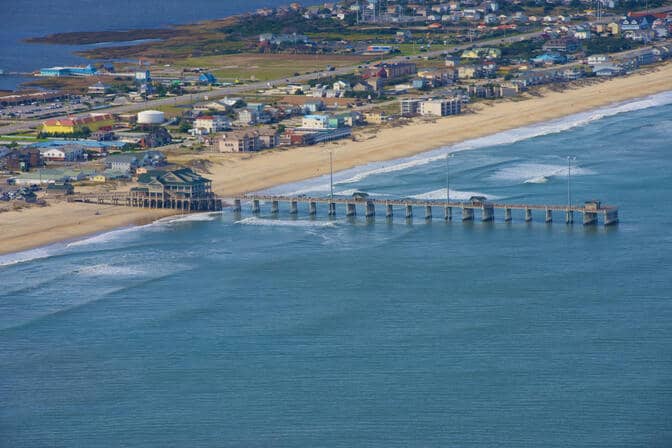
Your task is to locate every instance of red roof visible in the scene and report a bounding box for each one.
[43,114,112,127]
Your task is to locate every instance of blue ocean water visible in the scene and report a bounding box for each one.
[1,93,672,446]
[0,0,315,90]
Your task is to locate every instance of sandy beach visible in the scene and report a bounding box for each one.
[1,62,671,256]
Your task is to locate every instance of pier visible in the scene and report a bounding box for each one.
[69,192,223,212]
[69,192,618,226]
[234,195,619,226]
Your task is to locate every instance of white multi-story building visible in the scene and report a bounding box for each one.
[193,115,231,134]
[419,98,462,117]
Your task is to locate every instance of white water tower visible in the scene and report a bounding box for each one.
[137,110,165,125]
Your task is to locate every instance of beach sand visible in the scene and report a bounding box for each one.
[1,62,671,255]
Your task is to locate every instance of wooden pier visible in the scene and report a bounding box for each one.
[68,192,619,226]
[235,195,619,226]
[69,192,223,212]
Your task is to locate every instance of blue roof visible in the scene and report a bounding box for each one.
[33,139,126,149]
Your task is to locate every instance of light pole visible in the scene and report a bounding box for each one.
[446,153,454,202]
[330,150,334,202]
[567,156,576,210]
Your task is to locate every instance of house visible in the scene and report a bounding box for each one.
[419,98,462,117]
[193,115,231,134]
[140,150,167,167]
[532,53,567,65]
[39,145,85,162]
[461,48,501,59]
[363,111,387,124]
[381,63,417,79]
[303,100,325,113]
[105,154,140,173]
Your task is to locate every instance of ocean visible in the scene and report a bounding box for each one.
[0,0,316,91]
[1,93,672,446]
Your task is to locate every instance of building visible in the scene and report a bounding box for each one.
[302,114,330,130]
[216,131,261,152]
[400,98,422,116]
[257,128,280,149]
[461,48,501,59]
[132,168,214,202]
[41,113,114,135]
[381,63,417,79]
[198,73,217,84]
[39,145,85,162]
[88,82,110,95]
[363,111,387,124]
[11,169,86,185]
[237,109,258,126]
[419,98,462,117]
[105,154,140,173]
[259,33,310,45]
[39,65,97,77]
[3,149,43,172]
[193,115,231,134]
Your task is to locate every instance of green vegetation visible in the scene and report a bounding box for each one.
[584,37,644,56]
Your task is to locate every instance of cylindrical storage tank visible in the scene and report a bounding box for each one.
[137,110,165,125]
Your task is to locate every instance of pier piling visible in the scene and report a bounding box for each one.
[444,206,452,221]
[583,211,598,225]
[386,204,394,218]
[252,199,260,214]
[233,199,242,212]
[545,209,553,223]
[525,208,533,222]
[565,210,574,224]
[365,201,376,217]
[462,208,474,221]
[504,208,512,222]
[425,205,432,220]
[346,203,356,217]
[482,206,494,222]
[405,205,413,219]
[329,202,336,216]
[290,200,298,215]
[271,200,279,214]
[309,201,317,216]
[604,209,619,226]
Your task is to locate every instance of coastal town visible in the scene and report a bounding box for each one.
[1,0,671,231]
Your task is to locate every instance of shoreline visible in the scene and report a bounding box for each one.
[1,63,671,257]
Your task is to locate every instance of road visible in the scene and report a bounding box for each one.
[0,28,563,134]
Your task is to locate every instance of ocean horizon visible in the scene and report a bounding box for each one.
[2,92,671,446]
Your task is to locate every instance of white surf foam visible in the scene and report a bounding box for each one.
[160,212,222,224]
[236,217,337,228]
[0,245,63,268]
[410,189,500,201]
[262,91,672,195]
[76,263,145,277]
[493,162,595,183]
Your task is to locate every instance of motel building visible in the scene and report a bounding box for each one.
[41,113,114,135]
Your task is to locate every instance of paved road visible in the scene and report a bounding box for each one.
[0,28,566,134]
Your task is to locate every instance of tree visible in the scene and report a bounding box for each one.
[179,121,192,133]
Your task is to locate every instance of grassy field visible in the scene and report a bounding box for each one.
[159,53,368,82]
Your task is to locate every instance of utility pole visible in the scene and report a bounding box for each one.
[330,150,334,202]
[446,153,453,202]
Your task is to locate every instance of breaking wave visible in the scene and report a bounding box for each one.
[410,189,500,201]
[236,217,337,228]
[263,91,672,195]
[493,163,595,183]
